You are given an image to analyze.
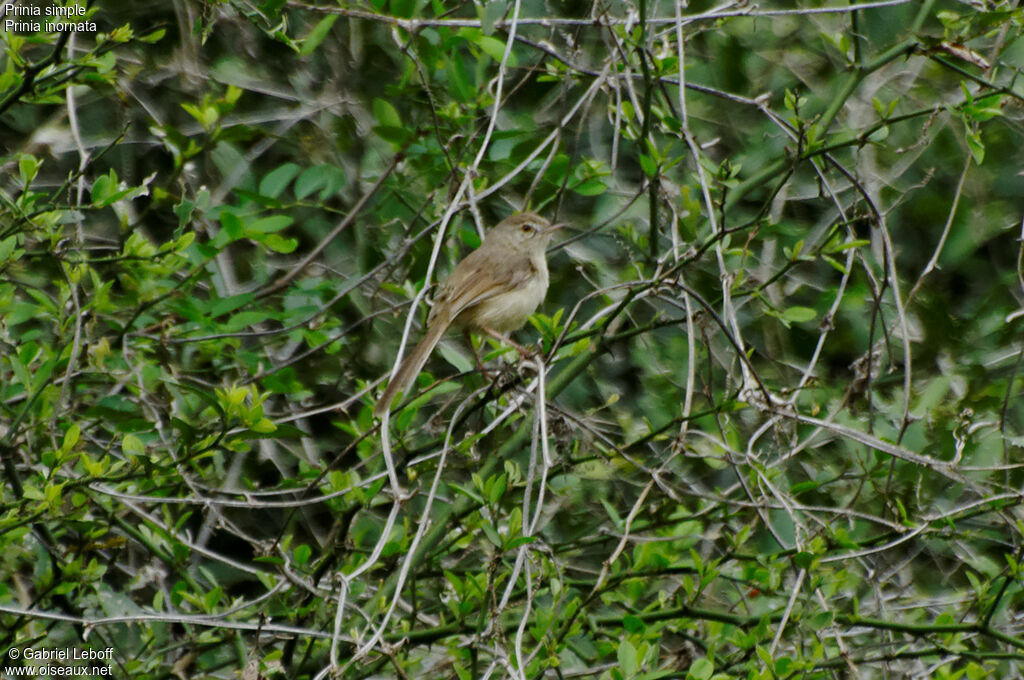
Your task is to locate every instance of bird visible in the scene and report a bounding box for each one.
[374,212,563,417]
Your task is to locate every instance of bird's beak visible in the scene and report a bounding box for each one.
[546,222,569,233]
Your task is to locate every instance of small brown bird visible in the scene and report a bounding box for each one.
[374,212,563,417]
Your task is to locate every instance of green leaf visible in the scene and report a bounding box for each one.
[639,153,658,177]
[373,98,401,129]
[138,28,166,43]
[374,125,409,144]
[294,544,312,565]
[782,306,816,323]
[18,154,40,185]
[90,170,118,206]
[476,34,516,67]
[617,640,639,678]
[790,480,819,494]
[504,536,536,550]
[685,658,713,680]
[487,474,506,504]
[45,482,63,510]
[247,215,294,234]
[436,339,473,374]
[372,98,408,144]
[219,211,245,244]
[250,418,278,434]
[225,311,272,332]
[122,434,144,455]
[259,163,300,198]
[822,254,848,275]
[793,551,815,569]
[574,179,607,196]
[825,238,870,253]
[262,234,299,253]
[60,423,80,455]
[181,102,218,130]
[867,125,889,143]
[294,165,343,200]
[300,15,337,56]
[966,127,984,165]
[480,0,507,35]
[0,234,21,264]
[209,293,255,318]
[481,520,502,547]
[774,656,795,675]
[204,586,223,611]
[622,614,645,633]
[390,0,418,18]
[446,56,474,102]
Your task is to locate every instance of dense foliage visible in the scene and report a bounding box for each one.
[2,0,1024,678]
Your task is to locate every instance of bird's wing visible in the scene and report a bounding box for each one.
[428,249,535,325]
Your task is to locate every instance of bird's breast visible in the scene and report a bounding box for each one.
[463,258,548,333]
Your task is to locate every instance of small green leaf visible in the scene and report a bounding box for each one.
[390,0,418,18]
[617,640,639,678]
[182,102,218,130]
[373,98,401,129]
[481,520,502,547]
[622,615,645,633]
[247,215,294,234]
[789,239,804,259]
[138,28,166,43]
[639,153,658,177]
[783,306,816,323]
[204,586,223,611]
[686,657,713,680]
[19,154,40,185]
[300,15,337,56]
[220,211,245,242]
[793,551,815,569]
[446,57,474,102]
[251,418,278,434]
[774,656,795,675]
[262,234,299,253]
[294,165,336,200]
[309,165,345,200]
[504,536,536,551]
[123,434,144,455]
[0,235,20,264]
[259,163,300,198]
[826,238,870,253]
[374,125,409,144]
[45,482,64,510]
[476,35,516,66]
[867,125,889,143]
[487,474,506,504]
[790,480,819,494]
[372,99,408,144]
[91,170,117,206]
[480,0,507,35]
[574,179,607,196]
[965,127,985,164]
[61,423,81,455]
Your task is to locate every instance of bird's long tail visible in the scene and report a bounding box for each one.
[374,319,448,417]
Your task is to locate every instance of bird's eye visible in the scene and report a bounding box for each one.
[521,223,535,234]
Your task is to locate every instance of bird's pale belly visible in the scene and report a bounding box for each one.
[458,273,548,333]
